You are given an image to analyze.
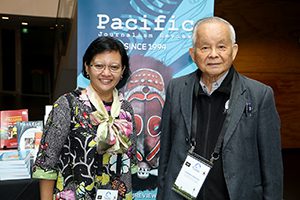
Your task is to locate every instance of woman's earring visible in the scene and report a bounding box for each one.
[86,74,90,79]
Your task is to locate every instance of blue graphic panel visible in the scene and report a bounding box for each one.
[78,1,214,199]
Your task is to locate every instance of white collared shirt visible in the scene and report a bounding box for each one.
[199,70,229,96]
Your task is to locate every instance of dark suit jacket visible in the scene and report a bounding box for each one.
[157,68,283,200]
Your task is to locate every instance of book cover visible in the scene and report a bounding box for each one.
[0,109,28,149]
[16,120,43,161]
[0,149,31,163]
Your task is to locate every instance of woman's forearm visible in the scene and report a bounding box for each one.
[39,179,55,200]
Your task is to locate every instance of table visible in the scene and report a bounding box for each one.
[0,178,40,200]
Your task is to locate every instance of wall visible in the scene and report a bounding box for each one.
[0,0,74,18]
[0,0,59,17]
[215,0,300,148]
[53,9,77,101]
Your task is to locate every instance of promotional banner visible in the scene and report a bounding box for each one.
[77,0,214,199]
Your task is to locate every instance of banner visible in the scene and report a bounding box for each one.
[77,0,214,199]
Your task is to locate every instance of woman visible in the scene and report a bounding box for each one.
[32,36,137,200]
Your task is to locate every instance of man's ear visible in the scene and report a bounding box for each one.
[189,47,195,62]
[232,44,238,61]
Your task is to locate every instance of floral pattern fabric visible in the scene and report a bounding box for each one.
[32,88,137,200]
[86,86,133,154]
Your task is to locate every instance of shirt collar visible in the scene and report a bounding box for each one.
[199,70,229,96]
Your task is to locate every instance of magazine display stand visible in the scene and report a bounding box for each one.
[0,108,48,200]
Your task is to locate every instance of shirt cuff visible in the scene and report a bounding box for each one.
[32,166,58,180]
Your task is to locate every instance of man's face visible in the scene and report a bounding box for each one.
[189,21,238,80]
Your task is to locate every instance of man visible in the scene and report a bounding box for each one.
[157,16,283,200]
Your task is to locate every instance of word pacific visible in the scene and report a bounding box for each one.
[97,14,194,32]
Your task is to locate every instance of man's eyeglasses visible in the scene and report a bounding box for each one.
[89,63,123,73]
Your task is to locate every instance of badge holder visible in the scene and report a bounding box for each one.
[172,152,212,200]
[95,154,123,200]
[171,84,225,199]
[95,189,118,200]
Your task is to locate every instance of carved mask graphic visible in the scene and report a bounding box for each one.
[124,55,172,180]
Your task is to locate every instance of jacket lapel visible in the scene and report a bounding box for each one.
[222,71,247,149]
[180,71,198,137]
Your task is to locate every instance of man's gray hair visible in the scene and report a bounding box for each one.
[192,16,236,46]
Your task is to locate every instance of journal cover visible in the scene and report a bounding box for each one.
[0,109,28,149]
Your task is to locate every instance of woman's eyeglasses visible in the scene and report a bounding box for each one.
[89,63,122,73]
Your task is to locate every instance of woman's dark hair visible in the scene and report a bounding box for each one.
[82,36,130,89]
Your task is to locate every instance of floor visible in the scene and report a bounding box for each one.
[0,93,299,199]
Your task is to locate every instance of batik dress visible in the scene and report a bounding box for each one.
[32,88,137,200]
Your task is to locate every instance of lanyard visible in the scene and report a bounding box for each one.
[190,82,228,165]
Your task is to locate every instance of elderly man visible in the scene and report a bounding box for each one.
[157,16,283,200]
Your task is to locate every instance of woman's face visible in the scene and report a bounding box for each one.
[85,51,124,101]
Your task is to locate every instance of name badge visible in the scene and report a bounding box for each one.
[172,153,212,200]
[95,189,118,200]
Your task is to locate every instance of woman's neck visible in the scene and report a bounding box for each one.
[88,84,113,103]
[97,92,113,102]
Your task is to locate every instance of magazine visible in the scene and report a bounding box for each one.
[17,120,43,161]
[0,149,31,164]
[0,109,28,149]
